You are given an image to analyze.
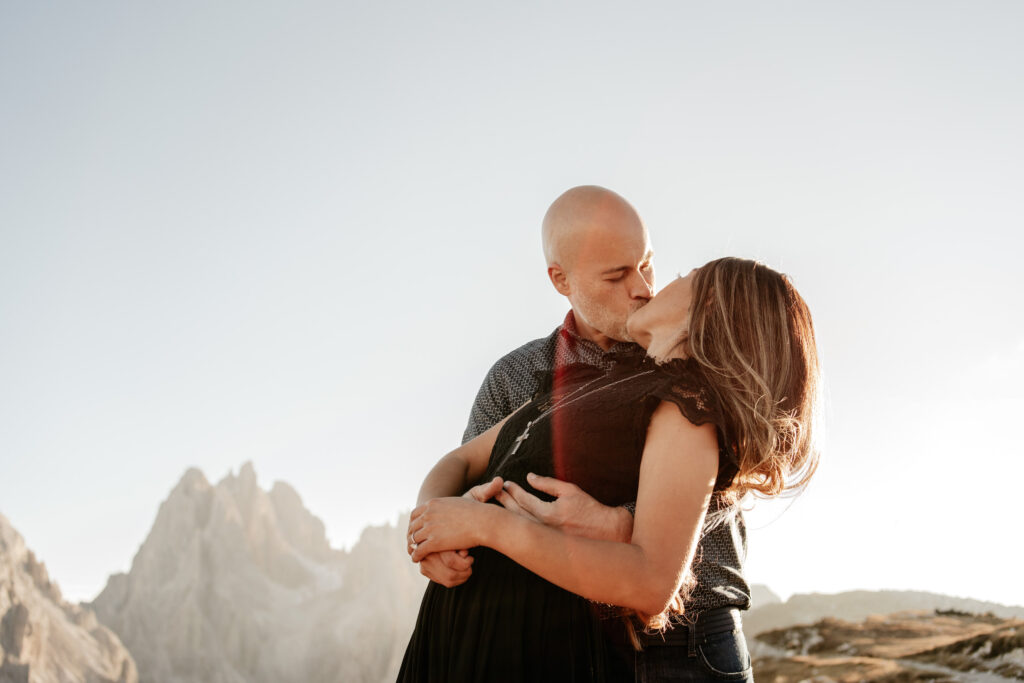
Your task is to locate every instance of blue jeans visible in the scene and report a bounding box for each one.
[634,624,753,682]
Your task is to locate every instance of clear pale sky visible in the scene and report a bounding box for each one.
[2,2,1022,606]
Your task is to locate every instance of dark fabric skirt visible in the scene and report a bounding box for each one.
[397,547,630,682]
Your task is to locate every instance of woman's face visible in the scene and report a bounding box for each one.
[626,270,695,360]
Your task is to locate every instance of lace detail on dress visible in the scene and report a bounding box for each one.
[649,357,714,416]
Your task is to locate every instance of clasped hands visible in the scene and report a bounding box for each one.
[407,473,634,587]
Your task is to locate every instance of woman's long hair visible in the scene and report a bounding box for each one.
[688,257,822,498]
[630,257,822,645]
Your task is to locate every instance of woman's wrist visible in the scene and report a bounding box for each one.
[612,504,635,543]
[479,499,534,552]
[475,501,505,549]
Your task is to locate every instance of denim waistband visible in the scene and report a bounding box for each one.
[639,607,743,647]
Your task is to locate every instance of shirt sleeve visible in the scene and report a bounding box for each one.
[461,333,557,443]
[462,363,516,444]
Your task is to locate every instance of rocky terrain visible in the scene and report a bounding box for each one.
[0,514,138,683]
[745,589,1024,645]
[753,610,1024,681]
[89,462,425,683]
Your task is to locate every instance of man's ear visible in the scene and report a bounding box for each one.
[547,264,571,297]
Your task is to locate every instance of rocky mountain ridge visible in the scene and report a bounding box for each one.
[754,609,1024,681]
[0,513,138,683]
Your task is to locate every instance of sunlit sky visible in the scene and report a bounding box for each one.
[2,2,1022,607]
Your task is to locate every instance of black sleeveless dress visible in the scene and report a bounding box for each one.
[397,355,738,683]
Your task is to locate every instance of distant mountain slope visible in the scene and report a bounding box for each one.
[90,462,425,683]
[0,513,138,683]
[744,587,1024,640]
[754,610,1024,681]
[749,583,782,611]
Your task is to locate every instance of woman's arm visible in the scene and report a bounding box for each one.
[409,400,719,617]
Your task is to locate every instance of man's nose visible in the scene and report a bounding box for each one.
[628,270,654,299]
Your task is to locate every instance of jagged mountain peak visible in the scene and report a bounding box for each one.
[0,514,138,682]
[119,462,341,601]
[217,460,259,497]
[91,465,425,683]
[267,480,333,563]
[175,466,211,491]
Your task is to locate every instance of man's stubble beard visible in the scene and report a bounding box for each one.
[573,292,647,345]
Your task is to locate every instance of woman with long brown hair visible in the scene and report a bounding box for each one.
[399,257,822,682]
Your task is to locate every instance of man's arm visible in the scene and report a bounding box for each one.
[417,356,526,588]
[417,417,506,505]
[410,418,508,587]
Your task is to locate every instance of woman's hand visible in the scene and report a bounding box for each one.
[405,477,504,587]
[408,496,496,563]
[406,477,503,556]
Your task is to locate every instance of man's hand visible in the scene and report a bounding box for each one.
[406,477,503,588]
[417,550,474,587]
[497,472,634,543]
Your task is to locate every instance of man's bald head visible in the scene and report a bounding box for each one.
[541,185,655,350]
[542,185,647,272]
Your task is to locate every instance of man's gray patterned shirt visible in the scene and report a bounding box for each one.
[463,310,640,443]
